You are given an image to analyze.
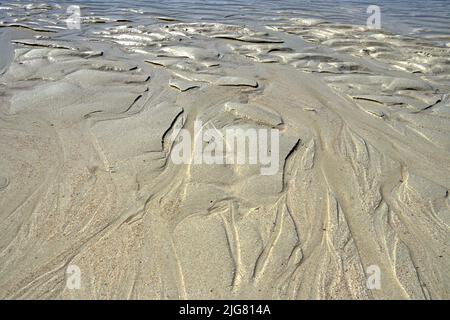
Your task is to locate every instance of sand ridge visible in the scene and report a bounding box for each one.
[0,6,449,300]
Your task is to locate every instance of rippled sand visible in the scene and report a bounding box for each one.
[0,2,449,299]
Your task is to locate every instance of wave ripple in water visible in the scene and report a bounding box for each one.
[0,0,449,44]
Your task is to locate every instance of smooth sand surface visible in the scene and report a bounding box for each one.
[0,4,449,300]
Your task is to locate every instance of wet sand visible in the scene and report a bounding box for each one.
[0,2,449,299]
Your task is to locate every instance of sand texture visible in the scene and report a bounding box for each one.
[0,8,449,299]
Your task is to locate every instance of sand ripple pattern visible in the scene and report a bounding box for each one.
[0,8,449,300]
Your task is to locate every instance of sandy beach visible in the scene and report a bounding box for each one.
[0,1,449,299]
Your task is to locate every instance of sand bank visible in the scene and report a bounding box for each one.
[0,5,449,299]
